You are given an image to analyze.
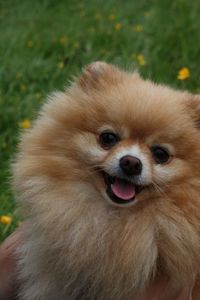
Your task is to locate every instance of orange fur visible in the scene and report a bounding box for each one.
[13,62,200,299]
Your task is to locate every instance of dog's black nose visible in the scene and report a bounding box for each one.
[120,155,142,176]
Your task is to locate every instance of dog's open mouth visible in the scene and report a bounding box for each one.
[102,172,143,205]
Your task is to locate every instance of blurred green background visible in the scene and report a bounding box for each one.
[0,0,200,241]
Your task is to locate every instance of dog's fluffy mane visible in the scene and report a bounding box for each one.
[13,62,200,300]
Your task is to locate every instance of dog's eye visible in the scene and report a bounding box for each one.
[99,132,120,149]
[151,146,170,164]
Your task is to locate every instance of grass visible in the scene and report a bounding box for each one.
[0,0,200,241]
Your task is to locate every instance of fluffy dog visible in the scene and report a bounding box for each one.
[13,62,200,299]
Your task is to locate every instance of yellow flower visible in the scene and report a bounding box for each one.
[16,72,22,80]
[21,119,31,129]
[100,48,108,55]
[137,54,146,66]
[59,36,67,45]
[20,84,27,92]
[27,40,34,48]
[115,23,122,31]
[0,215,12,225]
[94,13,101,20]
[35,92,42,100]
[177,67,190,80]
[132,24,143,32]
[144,11,152,17]
[108,13,116,21]
[73,41,80,49]
[57,61,64,69]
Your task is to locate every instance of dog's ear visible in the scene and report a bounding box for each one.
[187,95,200,128]
[77,61,124,91]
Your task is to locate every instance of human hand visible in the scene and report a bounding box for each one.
[138,273,194,300]
[0,226,22,299]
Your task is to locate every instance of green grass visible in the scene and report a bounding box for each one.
[0,0,200,241]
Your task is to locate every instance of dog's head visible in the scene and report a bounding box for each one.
[15,62,200,210]
[64,62,200,209]
[13,62,200,288]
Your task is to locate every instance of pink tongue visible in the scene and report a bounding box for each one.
[111,178,136,201]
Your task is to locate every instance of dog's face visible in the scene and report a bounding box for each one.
[18,62,200,211]
[63,62,200,209]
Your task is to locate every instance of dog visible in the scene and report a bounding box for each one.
[13,62,200,299]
